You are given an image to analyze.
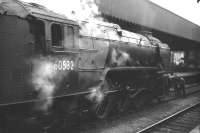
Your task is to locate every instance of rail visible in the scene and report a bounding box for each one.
[137,102,200,133]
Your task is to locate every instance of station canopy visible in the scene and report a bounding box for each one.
[97,0,200,43]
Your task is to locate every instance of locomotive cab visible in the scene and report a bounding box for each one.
[0,0,80,108]
[29,17,82,101]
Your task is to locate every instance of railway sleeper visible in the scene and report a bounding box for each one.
[169,122,196,128]
[154,127,184,133]
[162,125,190,132]
[173,120,198,126]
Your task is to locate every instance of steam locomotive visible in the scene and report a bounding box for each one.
[0,0,184,130]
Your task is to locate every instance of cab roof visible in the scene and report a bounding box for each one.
[0,0,78,25]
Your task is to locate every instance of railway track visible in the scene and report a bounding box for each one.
[137,102,200,133]
[4,85,200,133]
[44,86,200,133]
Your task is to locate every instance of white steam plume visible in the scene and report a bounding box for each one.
[31,57,57,111]
[31,56,68,111]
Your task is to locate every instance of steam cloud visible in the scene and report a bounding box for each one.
[73,0,103,21]
[31,56,67,111]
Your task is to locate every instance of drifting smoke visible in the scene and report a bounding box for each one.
[73,0,103,21]
[31,56,68,111]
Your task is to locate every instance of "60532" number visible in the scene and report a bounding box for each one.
[54,60,74,70]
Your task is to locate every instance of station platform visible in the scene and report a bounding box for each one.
[185,83,200,93]
[161,83,200,101]
[189,125,200,133]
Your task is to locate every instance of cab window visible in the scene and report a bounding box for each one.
[64,26,74,48]
[29,19,45,53]
[51,23,63,47]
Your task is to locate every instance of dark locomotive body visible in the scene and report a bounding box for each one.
[0,0,172,125]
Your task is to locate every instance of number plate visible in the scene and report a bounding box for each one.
[54,60,74,71]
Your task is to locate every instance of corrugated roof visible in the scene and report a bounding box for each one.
[98,0,200,43]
